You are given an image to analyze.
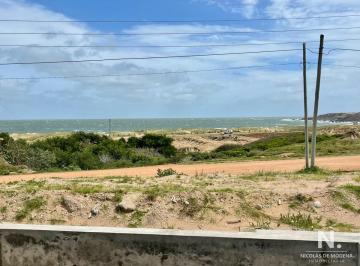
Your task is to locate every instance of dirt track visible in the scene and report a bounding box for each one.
[1,155,360,183]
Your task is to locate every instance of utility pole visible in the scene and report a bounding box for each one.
[311,34,324,168]
[108,119,112,137]
[303,42,309,169]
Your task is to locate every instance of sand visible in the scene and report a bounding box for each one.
[1,169,359,232]
[1,155,360,183]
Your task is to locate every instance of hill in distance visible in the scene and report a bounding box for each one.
[316,112,360,122]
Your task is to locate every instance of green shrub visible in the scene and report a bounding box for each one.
[113,190,125,202]
[26,148,56,171]
[157,168,177,177]
[128,210,146,228]
[280,213,321,230]
[15,197,46,221]
[342,184,360,198]
[74,149,101,170]
[0,206,7,213]
[3,139,29,165]
[128,134,176,157]
[180,194,218,218]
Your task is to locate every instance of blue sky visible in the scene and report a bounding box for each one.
[0,0,359,119]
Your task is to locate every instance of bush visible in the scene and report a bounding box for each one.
[25,148,56,171]
[0,132,178,172]
[128,134,176,157]
[3,139,29,165]
[74,148,101,170]
[157,168,177,177]
[0,132,11,150]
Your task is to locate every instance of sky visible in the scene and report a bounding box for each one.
[0,0,359,119]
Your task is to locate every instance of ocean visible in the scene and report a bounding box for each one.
[0,117,344,134]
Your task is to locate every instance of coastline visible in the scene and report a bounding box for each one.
[0,117,356,134]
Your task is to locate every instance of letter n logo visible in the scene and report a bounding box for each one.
[318,231,335,249]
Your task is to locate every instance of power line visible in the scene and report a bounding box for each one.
[0,48,302,66]
[307,47,360,55]
[1,38,360,49]
[2,62,360,81]
[330,63,360,69]
[0,62,302,80]
[1,26,360,36]
[0,41,308,48]
[309,62,360,69]
[328,48,360,53]
[1,13,360,23]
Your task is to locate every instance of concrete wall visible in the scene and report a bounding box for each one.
[0,224,359,266]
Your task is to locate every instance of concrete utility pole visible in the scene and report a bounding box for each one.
[303,43,309,169]
[311,34,324,168]
[108,119,112,137]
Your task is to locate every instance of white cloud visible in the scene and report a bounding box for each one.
[0,0,359,118]
[193,0,259,17]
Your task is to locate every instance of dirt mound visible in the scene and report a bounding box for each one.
[172,133,259,152]
[1,170,359,232]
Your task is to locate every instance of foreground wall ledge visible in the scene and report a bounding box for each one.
[0,224,359,266]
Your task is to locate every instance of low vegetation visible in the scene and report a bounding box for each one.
[128,210,146,228]
[280,213,322,230]
[0,132,176,172]
[236,202,269,220]
[0,169,359,232]
[189,131,360,162]
[325,219,354,232]
[330,190,359,213]
[156,168,177,177]
[15,197,46,221]
[144,184,185,201]
[0,130,360,173]
[289,193,313,209]
[342,184,360,198]
[180,194,219,219]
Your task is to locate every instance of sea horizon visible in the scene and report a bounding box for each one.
[0,117,349,134]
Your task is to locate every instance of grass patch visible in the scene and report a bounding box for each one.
[128,210,146,228]
[19,179,47,193]
[342,184,360,198]
[113,190,125,202]
[15,197,46,221]
[0,164,23,175]
[280,212,321,230]
[236,202,269,220]
[0,190,17,197]
[354,175,360,182]
[330,190,359,213]
[289,193,313,209]
[237,171,278,181]
[103,176,137,184]
[208,187,235,193]
[156,168,177,177]
[191,132,360,162]
[250,218,271,229]
[70,184,105,194]
[144,184,186,201]
[289,167,337,181]
[326,219,354,232]
[49,219,66,225]
[0,206,7,213]
[296,167,329,175]
[180,194,219,218]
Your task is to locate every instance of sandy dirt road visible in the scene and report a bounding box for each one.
[1,155,360,183]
